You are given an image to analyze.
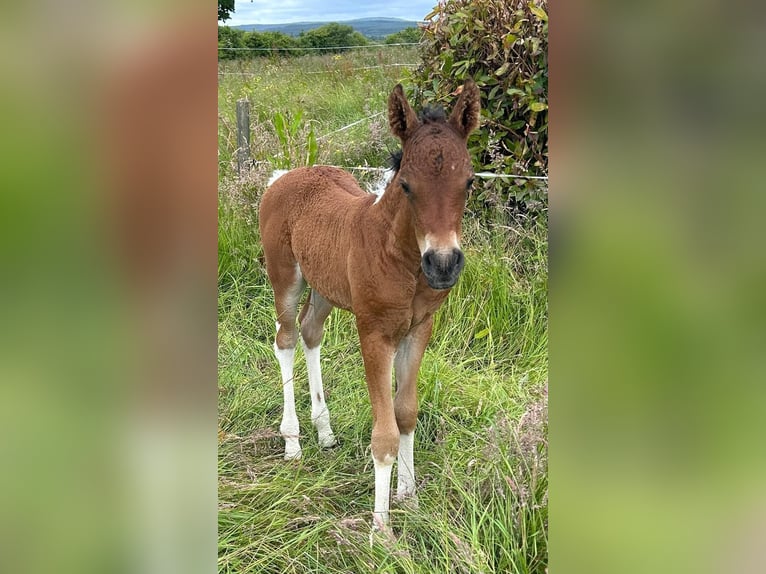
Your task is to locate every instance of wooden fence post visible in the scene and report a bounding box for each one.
[236,99,251,177]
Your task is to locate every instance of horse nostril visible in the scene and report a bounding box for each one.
[422,250,435,270]
[452,249,465,271]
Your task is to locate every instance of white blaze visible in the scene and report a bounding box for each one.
[421,231,461,256]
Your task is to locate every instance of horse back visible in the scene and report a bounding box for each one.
[259,166,373,310]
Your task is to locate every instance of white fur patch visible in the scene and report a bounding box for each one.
[373,456,394,526]
[370,169,394,204]
[396,432,416,499]
[301,340,336,448]
[422,231,461,256]
[275,343,301,460]
[267,169,290,187]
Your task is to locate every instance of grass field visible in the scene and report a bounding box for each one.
[218,48,548,573]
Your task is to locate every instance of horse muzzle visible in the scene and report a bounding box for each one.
[421,248,465,290]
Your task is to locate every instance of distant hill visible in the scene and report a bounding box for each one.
[232,17,422,40]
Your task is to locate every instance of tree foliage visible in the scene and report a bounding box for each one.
[299,23,368,53]
[384,27,423,45]
[218,0,235,22]
[218,23,372,59]
[411,0,548,216]
[218,26,244,59]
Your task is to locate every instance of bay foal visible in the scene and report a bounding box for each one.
[259,80,480,530]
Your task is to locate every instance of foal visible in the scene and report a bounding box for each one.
[259,80,480,530]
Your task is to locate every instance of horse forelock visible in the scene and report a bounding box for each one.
[390,105,468,179]
[418,105,446,124]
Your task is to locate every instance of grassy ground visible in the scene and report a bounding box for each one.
[218,50,548,573]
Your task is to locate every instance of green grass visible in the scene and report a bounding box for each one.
[219,50,548,573]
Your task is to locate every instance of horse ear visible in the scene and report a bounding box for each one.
[388,84,419,142]
[448,79,481,138]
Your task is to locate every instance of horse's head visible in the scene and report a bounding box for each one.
[388,80,480,290]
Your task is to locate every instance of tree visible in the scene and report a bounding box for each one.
[218,26,244,59]
[218,0,235,22]
[243,31,302,57]
[384,27,422,45]
[299,23,368,53]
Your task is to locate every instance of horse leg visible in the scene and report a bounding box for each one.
[357,321,399,531]
[394,317,433,502]
[298,289,337,448]
[268,262,305,460]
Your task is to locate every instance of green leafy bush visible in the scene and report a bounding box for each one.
[245,31,302,55]
[298,23,368,53]
[410,0,548,217]
[384,27,423,45]
[218,26,245,60]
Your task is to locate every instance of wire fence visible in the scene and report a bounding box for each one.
[219,49,548,184]
[218,63,418,77]
[218,42,420,53]
[247,159,547,181]
[225,101,548,183]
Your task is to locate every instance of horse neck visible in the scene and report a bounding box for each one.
[375,175,421,264]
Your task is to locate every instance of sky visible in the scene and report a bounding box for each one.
[225,0,438,26]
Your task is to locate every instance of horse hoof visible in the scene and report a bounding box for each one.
[319,434,337,448]
[284,448,302,461]
[369,516,396,548]
[394,493,419,510]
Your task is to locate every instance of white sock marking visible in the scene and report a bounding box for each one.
[301,340,336,448]
[373,455,395,529]
[396,432,416,499]
[275,342,301,460]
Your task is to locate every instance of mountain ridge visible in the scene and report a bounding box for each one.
[230,17,422,40]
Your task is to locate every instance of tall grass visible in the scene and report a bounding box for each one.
[218,49,548,573]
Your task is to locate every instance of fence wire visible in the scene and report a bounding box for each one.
[219,42,419,52]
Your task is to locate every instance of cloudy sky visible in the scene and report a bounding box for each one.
[226,0,437,26]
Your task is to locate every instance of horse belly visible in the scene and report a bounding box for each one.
[291,218,354,311]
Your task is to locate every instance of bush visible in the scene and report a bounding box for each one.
[218,27,303,59]
[245,31,302,56]
[384,27,423,45]
[218,26,244,60]
[298,23,368,53]
[410,0,548,217]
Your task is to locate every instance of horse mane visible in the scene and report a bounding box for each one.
[389,149,403,172]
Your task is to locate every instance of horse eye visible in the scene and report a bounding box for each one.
[400,181,411,195]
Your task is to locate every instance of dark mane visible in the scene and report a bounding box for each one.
[389,148,403,172]
[418,105,446,123]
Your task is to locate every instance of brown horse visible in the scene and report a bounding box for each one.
[259,80,480,530]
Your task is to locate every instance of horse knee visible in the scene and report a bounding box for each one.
[300,320,323,349]
[371,425,399,464]
[276,322,298,349]
[395,402,418,435]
